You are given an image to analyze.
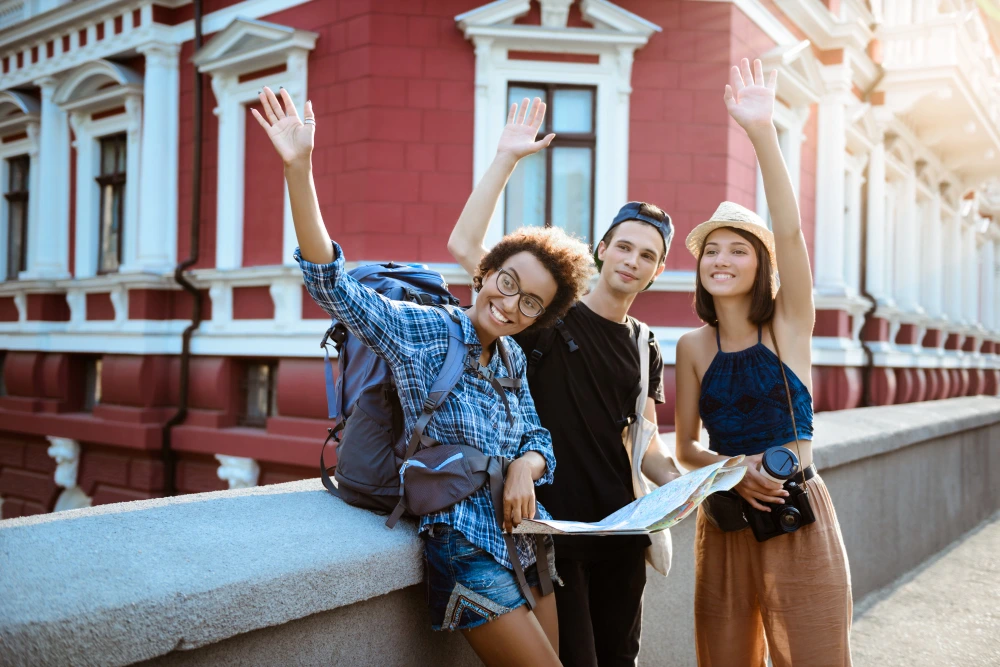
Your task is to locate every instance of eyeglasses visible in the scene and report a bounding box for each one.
[495,268,546,319]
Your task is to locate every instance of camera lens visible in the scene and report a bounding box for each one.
[776,506,802,532]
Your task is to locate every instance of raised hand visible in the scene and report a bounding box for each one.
[496,97,556,162]
[724,58,778,136]
[251,86,314,167]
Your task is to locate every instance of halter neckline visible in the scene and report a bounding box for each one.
[715,324,762,353]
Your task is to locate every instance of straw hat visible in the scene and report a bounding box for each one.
[685,201,779,296]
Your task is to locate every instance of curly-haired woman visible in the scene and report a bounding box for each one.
[251,88,593,666]
[673,60,853,666]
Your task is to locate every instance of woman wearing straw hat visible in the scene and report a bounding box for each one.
[673,59,853,666]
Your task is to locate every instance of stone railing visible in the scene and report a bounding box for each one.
[2,397,999,666]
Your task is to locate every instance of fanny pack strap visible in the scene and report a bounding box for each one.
[486,458,553,610]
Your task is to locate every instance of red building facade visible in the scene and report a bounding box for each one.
[2,0,999,518]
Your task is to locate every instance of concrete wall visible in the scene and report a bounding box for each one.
[2,397,999,667]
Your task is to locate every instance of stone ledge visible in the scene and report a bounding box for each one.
[2,396,1000,666]
[811,396,1000,470]
[0,480,424,667]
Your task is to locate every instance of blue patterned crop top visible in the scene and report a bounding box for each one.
[698,325,813,456]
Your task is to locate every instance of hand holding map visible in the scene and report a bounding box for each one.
[513,457,746,535]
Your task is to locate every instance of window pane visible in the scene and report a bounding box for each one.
[83,359,102,411]
[98,184,120,272]
[8,157,28,192]
[551,146,593,243]
[7,199,25,279]
[505,150,546,232]
[243,363,276,427]
[116,138,126,173]
[508,85,547,132]
[101,141,116,175]
[552,89,593,133]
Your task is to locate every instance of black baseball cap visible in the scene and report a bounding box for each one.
[594,201,674,271]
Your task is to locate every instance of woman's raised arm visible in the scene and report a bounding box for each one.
[726,59,814,330]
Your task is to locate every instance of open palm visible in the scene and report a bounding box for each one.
[724,58,777,133]
[496,97,556,161]
[251,86,315,166]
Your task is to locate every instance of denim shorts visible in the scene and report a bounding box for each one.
[421,523,559,632]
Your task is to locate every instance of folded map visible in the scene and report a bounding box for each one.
[513,456,746,535]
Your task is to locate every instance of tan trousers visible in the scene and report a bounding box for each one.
[694,475,853,667]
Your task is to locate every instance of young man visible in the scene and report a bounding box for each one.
[448,97,682,667]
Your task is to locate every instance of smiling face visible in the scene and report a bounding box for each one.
[472,251,558,339]
[596,221,666,294]
[699,227,759,298]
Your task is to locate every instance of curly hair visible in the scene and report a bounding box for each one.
[473,226,594,329]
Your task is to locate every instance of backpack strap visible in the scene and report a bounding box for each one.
[321,324,349,420]
[527,318,575,379]
[494,339,521,391]
[386,307,467,528]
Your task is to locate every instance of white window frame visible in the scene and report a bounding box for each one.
[456,0,660,248]
[54,60,143,279]
[193,18,318,270]
[0,90,40,282]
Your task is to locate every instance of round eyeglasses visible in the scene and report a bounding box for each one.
[495,268,546,319]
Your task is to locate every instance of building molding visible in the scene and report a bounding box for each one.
[193,18,318,270]
[456,0,660,247]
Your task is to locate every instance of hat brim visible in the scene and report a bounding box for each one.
[685,219,779,296]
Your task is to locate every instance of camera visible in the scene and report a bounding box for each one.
[744,446,816,542]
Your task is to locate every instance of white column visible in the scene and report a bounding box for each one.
[843,154,866,294]
[924,193,945,320]
[892,172,921,313]
[865,141,891,304]
[69,112,99,278]
[212,73,244,270]
[24,78,70,279]
[813,65,852,297]
[916,198,936,318]
[980,238,995,331]
[282,51,309,266]
[994,238,1000,332]
[963,222,979,326]
[134,42,180,273]
[945,211,964,324]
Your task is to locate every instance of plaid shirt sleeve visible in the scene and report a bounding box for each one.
[295,242,428,368]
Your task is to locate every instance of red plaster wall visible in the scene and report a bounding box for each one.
[232,285,275,319]
[86,292,115,320]
[241,105,286,267]
[0,296,17,321]
[177,42,218,270]
[26,294,69,321]
[0,432,58,518]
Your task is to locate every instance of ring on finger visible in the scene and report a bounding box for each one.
[303,118,315,125]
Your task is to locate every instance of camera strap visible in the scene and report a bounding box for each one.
[767,321,804,472]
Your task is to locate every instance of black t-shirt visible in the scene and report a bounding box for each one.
[514,301,665,560]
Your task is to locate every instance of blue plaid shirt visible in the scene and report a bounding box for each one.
[296,242,556,571]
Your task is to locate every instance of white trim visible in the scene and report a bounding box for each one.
[21,77,70,280]
[458,0,659,248]
[134,42,180,274]
[193,18,317,270]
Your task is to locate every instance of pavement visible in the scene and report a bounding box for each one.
[852,512,1000,666]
